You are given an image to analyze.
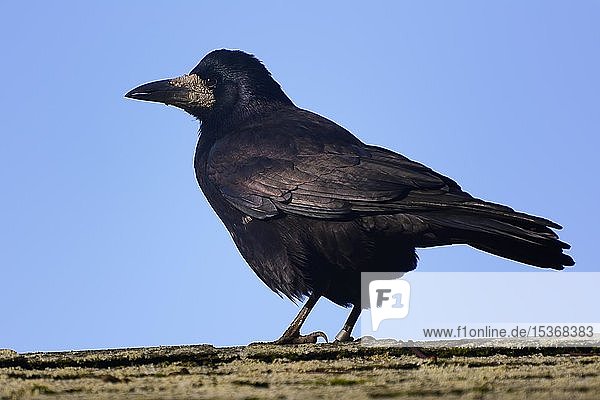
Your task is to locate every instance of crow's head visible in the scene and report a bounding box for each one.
[125,49,292,123]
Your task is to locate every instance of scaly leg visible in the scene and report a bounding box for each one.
[334,305,361,342]
[273,292,328,344]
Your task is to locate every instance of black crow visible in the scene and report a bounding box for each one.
[125,49,574,344]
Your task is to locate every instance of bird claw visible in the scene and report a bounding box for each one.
[273,331,329,345]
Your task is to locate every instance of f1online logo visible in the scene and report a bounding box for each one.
[369,280,411,330]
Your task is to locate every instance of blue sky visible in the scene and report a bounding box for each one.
[1,1,598,352]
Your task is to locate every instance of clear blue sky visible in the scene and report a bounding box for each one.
[1,1,597,352]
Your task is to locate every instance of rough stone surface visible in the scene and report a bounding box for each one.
[1,343,598,399]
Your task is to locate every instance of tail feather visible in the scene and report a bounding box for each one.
[420,201,574,270]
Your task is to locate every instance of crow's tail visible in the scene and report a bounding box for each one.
[420,200,574,270]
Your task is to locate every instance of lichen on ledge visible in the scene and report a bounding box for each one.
[1,343,599,399]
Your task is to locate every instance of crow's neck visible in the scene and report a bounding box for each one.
[200,99,292,143]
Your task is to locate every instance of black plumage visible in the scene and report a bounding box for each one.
[126,49,574,343]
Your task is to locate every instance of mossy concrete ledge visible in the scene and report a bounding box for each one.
[1,343,599,399]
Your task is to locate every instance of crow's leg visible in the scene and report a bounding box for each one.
[334,305,361,342]
[273,292,327,344]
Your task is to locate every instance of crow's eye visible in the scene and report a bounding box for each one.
[205,77,217,88]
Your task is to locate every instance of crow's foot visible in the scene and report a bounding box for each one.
[273,331,328,344]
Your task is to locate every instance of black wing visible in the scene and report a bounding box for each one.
[206,109,477,221]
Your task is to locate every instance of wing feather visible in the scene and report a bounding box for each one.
[206,117,464,220]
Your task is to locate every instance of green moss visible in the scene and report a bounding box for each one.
[327,377,365,386]
[232,379,269,388]
[1,343,598,399]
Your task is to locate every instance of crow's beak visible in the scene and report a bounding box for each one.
[125,74,215,110]
[125,78,176,104]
